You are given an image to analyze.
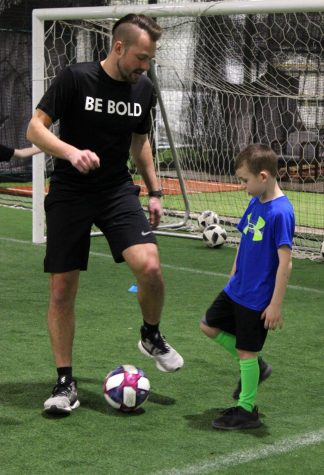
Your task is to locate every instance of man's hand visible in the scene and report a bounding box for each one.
[148,197,163,228]
[68,149,100,173]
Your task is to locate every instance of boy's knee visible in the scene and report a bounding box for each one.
[200,319,218,338]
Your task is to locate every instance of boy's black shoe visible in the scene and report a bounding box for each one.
[212,406,261,430]
[232,357,272,400]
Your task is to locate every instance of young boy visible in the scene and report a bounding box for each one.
[200,143,295,430]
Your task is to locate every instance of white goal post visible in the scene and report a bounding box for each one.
[32,0,324,258]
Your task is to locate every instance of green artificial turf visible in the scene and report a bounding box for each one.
[1,206,324,474]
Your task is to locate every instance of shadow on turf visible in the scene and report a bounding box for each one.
[0,380,109,418]
[184,407,270,436]
[0,416,24,426]
[0,379,175,420]
[148,391,176,406]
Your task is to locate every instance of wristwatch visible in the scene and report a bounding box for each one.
[148,189,164,198]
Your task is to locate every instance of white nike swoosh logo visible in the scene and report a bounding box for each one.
[141,231,153,236]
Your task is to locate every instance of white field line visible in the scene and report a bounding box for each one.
[91,252,323,295]
[151,429,324,475]
[0,237,36,245]
[0,237,323,295]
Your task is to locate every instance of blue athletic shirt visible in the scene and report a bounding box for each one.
[36,62,154,191]
[224,195,295,311]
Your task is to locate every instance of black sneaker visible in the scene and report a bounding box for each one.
[232,357,272,400]
[212,406,262,430]
[138,331,184,373]
[43,376,80,415]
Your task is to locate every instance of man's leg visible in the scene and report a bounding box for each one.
[47,270,80,367]
[44,270,80,414]
[123,243,164,324]
[123,243,183,372]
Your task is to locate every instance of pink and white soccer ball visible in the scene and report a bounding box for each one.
[103,364,150,412]
[197,210,220,230]
[202,224,227,248]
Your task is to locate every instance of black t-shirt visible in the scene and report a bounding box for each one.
[0,144,14,162]
[37,62,154,190]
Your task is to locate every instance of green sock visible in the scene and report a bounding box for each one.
[214,331,239,361]
[238,357,259,412]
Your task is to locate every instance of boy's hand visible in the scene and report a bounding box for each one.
[261,304,283,330]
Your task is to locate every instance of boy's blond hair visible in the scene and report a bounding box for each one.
[235,144,278,177]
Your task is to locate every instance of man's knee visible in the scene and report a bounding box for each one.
[142,255,162,280]
[125,244,163,283]
[50,271,79,305]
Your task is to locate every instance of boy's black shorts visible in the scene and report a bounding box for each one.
[44,182,157,272]
[202,290,268,352]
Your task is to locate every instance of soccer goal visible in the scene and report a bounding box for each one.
[31,0,324,258]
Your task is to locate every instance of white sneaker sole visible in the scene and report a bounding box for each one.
[138,340,184,373]
[44,398,80,415]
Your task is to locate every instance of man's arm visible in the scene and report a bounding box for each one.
[12,146,41,159]
[27,109,100,174]
[130,132,162,228]
[261,245,292,330]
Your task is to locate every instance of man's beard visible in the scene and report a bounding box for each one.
[117,60,142,84]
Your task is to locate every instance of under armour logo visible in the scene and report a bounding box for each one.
[243,213,265,241]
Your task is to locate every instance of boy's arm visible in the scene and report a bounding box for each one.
[229,242,240,278]
[261,245,292,330]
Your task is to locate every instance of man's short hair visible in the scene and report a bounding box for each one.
[112,14,162,43]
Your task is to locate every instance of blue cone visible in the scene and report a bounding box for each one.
[128,284,138,293]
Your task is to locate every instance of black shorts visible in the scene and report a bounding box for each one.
[44,182,157,272]
[202,290,268,352]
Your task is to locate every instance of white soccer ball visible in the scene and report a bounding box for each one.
[103,364,150,412]
[202,224,227,248]
[197,210,220,230]
[320,241,324,259]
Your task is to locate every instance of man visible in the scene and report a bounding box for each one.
[27,13,183,415]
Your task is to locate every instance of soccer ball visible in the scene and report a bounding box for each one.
[197,210,220,230]
[103,364,150,412]
[320,241,324,259]
[203,224,227,248]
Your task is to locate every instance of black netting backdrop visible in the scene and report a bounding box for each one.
[191,12,323,168]
[0,2,323,183]
[0,0,64,181]
[0,0,151,182]
[0,29,32,181]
